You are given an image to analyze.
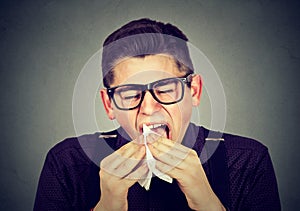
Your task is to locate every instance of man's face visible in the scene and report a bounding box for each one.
[101,54,202,143]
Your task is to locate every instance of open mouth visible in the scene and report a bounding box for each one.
[141,123,170,139]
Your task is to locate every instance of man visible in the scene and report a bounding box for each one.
[34,18,281,210]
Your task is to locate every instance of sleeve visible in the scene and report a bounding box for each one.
[33,150,72,211]
[243,148,281,211]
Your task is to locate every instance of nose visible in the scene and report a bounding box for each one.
[139,91,161,115]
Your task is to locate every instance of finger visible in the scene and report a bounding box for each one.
[145,133,162,144]
[125,161,149,180]
[104,147,145,171]
[115,153,145,177]
[101,145,146,177]
[156,157,210,186]
[151,146,186,170]
[155,159,201,184]
[132,134,145,145]
[148,142,191,169]
[150,140,190,160]
[151,143,200,171]
[101,141,144,168]
[117,141,144,158]
[151,137,191,155]
[154,159,183,179]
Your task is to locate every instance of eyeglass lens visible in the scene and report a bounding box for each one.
[113,78,183,109]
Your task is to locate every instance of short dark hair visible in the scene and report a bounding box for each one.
[102,18,194,88]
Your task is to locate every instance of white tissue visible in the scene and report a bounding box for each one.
[138,124,173,190]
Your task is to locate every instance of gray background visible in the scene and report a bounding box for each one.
[1,0,299,210]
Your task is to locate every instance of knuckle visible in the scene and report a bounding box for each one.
[99,169,107,178]
[189,149,198,157]
[100,159,108,169]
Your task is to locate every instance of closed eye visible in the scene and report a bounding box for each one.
[157,89,174,94]
[123,93,141,100]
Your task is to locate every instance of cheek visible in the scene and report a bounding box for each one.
[169,95,192,124]
[178,96,193,123]
[115,111,129,124]
[114,110,138,137]
[173,96,192,139]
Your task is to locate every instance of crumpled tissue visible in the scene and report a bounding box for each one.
[138,124,173,190]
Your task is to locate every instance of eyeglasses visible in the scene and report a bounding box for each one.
[107,74,193,110]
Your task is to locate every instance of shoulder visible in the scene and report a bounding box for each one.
[49,133,99,154]
[45,129,123,167]
[221,131,269,163]
[47,131,120,167]
[46,133,98,167]
[200,126,267,151]
[200,126,270,168]
[222,131,267,152]
[221,131,270,170]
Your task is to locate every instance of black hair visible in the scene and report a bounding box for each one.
[102,18,194,88]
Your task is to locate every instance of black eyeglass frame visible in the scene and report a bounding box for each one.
[106,74,194,110]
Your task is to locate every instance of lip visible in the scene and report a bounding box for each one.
[138,122,172,139]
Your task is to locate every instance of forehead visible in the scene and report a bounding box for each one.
[111,54,183,86]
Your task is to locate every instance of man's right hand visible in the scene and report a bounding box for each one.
[94,141,147,211]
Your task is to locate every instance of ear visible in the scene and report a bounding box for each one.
[190,74,202,106]
[100,89,115,120]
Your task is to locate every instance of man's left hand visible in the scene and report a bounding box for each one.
[148,137,225,211]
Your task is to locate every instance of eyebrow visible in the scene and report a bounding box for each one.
[155,78,177,86]
[115,84,144,92]
[108,74,189,93]
[120,77,179,87]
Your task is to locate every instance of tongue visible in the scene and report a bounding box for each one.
[151,126,168,138]
[142,124,169,139]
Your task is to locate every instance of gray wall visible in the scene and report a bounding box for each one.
[1,0,299,210]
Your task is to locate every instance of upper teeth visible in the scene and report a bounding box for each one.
[148,123,165,129]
